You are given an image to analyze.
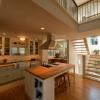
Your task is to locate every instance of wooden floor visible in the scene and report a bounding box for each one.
[0,75,100,100]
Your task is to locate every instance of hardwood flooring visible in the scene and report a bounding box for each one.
[0,75,100,100]
[55,75,100,100]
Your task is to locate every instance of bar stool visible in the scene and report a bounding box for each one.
[55,72,71,94]
[64,72,70,87]
[55,74,67,94]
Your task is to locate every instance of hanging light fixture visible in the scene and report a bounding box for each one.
[19,36,26,41]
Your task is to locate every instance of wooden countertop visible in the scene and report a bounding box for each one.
[26,62,75,80]
[0,60,38,68]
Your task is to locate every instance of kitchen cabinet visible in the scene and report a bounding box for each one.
[25,71,54,100]
[25,71,43,100]
[0,64,15,84]
[30,61,40,67]
[25,72,35,99]
[4,37,10,55]
[0,37,10,55]
[17,61,30,77]
[11,37,28,55]
[30,41,34,55]
[0,37,3,55]
[35,41,38,54]
[0,61,30,85]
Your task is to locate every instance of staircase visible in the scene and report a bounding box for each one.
[84,55,100,82]
[72,38,89,55]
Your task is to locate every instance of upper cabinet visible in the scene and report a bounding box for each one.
[30,40,42,55]
[0,36,41,56]
[30,41,34,55]
[4,38,10,55]
[35,41,38,54]
[0,37,2,55]
[11,37,28,56]
[0,37,10,55]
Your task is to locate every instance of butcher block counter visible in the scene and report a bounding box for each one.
[25,62,75,80]
[25,62,75,100]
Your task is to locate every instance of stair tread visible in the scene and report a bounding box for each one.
[84,75,100,81]
[72,42,84,44]
[85,72,100,77]
[87,65,100,69]
[86,69,100,74]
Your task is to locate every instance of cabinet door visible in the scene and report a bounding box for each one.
[35,42,38,54]
[4,37,10,55]
[30,41,34,55]
[0,66,13,84]
[25,72,35,100]
[0,73,12,84]
[13,69,22,80]
[0,67,6,75]
[0,37,3,55]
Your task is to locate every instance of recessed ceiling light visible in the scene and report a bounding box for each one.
[40,27,45,30]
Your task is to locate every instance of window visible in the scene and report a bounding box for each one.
[90,37,98,45]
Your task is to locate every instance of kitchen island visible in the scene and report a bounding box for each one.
[25,62,75,100]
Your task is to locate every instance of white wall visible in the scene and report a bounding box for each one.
[69,40,84,75]
[32,0,78,31]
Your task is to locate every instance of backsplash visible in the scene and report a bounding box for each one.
[0,55,40,63]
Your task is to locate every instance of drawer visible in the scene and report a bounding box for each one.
[0,74,13,84]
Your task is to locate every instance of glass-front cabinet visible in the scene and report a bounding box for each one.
[0,37,2,55]
[0,36,40,56]
[11,37,28,55]
[30,41,34,55]
[4,38,10,55]
[0,37,10,55]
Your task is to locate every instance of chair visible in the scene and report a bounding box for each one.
[55,72,71,94]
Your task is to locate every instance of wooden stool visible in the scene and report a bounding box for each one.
[64,72,70,87]
[55,74,67,94]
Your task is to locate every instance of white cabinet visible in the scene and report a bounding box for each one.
[0,61,32,85]
[25,71,54,100]
[0,37,10,55]
[0,65,15,84]
[30,61,40,67]
[16,62,30,77]
[25,71,35,100]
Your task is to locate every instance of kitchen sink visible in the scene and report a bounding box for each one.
[42,64,53,68]
[42,63,59,68]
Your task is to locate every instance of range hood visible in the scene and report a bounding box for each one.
[40,34,57,50]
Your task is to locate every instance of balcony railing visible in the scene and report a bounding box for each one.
[78,0,100,23]
[56,0,78,22]
[56,0,100,23]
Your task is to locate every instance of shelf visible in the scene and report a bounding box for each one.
[35,78,43,100]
